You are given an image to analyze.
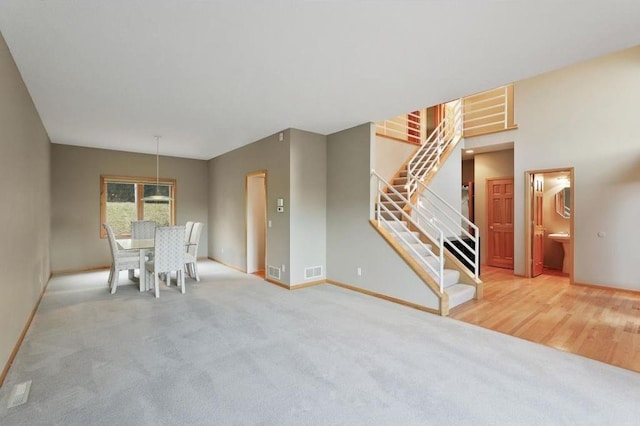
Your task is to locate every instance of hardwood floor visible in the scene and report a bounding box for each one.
[450,266,640,373]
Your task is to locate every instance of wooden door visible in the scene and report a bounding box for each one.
[532,174,544,277]
[487,178,514,269]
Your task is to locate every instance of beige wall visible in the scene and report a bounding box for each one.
[374,135,416,183]
[462,46,640,290]
[0,32,51,376]
[51,144,208,272]
[327,123,440,310]
[208,130,292,282]
[462,159,474,184]
[473,149,514,265]
[208,128,328,286]
[513,46,640,289]
[289,129,327,285]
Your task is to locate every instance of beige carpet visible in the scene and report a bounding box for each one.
[1,260,639,425]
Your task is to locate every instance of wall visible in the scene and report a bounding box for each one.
[50,144,208,272]
[542,174,570,270]
[463,46,640,289]
[374,135,416,182]
[427,144,463,239]
[327,123,440,310]
[462,159,474,184]
[289,129,327,285]
[513,46,640,289]
[474,149,514,264]
[208,131,291,282]
[0,32,51,378]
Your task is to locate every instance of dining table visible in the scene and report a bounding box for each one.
[116,238,194,291]
[116,238,155,291]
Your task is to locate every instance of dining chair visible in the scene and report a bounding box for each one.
[129,220,156,279]
[104,224,140,294]
[184,222,203,281]
[145,226,186,298]
[184,221,194,243]
[131,220,156,239]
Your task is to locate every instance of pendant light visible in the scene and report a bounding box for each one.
[142,135,172,202]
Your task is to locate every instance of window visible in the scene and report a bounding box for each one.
[100,175,176,238]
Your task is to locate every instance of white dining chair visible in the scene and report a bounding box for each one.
[104,224,140,294]
[184,221,194,243]
[145,226,186,298]
[184,222,203,281]
[132,220,156,239]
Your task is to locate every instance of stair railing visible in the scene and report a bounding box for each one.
[372,170,445,292]
[406,99,463,199]
[411,177,480,279]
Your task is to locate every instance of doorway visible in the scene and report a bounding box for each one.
[246,171,267,276]
[524,168,574,281]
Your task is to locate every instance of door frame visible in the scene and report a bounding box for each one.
[531,173,545,277]
[524,167,575,282]
[245,170,267,274]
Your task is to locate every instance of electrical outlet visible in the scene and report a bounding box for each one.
[357,267,362,276]
[282,264,286,272]
[221,247,224,254]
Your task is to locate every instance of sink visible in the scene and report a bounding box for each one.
[547,233,570,273]
[548,233,570,242]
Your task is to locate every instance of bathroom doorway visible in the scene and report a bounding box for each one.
[524,168,574,281]
[246,171,267,277]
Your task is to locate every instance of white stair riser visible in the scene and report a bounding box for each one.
[381,221,408,232]
[445,284,476,309]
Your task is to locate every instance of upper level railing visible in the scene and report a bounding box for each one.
[462,84,516,138]
[376,84,516,144]
[375,110,422,144]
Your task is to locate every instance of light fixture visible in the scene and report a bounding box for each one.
[142,135,172,202]
[465,149,474,154]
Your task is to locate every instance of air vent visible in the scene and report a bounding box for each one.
[8,380,31,408]
[267,266,281,280]
[304,266,323,280]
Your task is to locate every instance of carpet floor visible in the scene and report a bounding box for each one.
[1,260,639,425]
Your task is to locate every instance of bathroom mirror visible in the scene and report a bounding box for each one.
[555,187,571,218]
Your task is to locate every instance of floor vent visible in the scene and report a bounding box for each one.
[267,266,281,280]
[8,380,32,408]
[304,266,323,280]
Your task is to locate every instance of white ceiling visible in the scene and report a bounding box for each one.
[1,1,639,160]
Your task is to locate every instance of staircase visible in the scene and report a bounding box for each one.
[372,99,482,316]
